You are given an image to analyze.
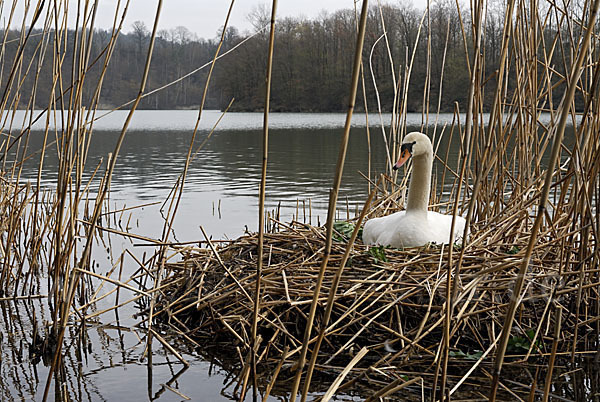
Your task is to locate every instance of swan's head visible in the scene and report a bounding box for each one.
[393,132,432,170]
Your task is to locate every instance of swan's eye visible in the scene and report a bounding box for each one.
[401,141,416,155]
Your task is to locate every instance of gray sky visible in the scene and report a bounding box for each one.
[2,1,424,39]
[106,0,376,38]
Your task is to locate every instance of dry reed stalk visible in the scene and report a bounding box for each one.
[91,25,268,124]
[155,0,235,248]
[0,0,130,393]
[250,2,277,400]
[320,346,368,402]
[149,328,190,367]
[354,0,372,193]
[143,4,238,376]
[289,2,370,399]
[452,0,500,301]
[1,0,600,399]
[542,304,562,402]
[1,0,136,328]
[151,193,593,397]
[365,376,423,402]
[262,345,289,401]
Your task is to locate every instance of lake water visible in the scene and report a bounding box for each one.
[0,110,570,401]
[15,110,467,242]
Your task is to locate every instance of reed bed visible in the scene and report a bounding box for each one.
[149,168,598,399]
[1,0,600,400]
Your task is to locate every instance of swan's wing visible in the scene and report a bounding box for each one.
[362,211,406,245]
[427,212,467,244]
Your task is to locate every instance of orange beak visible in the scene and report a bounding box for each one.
[393,148,412,170]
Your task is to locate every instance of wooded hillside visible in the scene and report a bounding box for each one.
[2,2,571,112]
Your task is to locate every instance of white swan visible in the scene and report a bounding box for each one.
[362,132,466,248]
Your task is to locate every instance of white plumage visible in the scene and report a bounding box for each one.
[363,132,466,248]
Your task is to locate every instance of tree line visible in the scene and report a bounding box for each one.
[1,1,575,113]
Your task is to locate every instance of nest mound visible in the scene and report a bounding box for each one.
[153,212,592,395]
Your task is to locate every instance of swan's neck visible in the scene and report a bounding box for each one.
[406,151,432,214]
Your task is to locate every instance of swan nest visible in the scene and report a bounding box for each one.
[151,210,592,398]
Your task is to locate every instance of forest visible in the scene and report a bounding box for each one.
[2,1,572,112]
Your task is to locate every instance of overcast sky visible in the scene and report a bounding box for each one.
[2,1,425,39]
[118,0,361,38]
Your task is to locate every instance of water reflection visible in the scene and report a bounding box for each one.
[0,296,240,401]
[23,126,409,240]
[10,109,575,132]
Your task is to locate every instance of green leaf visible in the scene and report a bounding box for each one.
[368,245,388,262]
[508,245,520,254]
[466,351,484,360]
[333,221,361,242]
[507,334,533,353]
[449,349,483,360]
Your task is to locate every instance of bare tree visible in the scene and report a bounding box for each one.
[247,3,271,32]
[172,26,194,45]
[131,20,149,59]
